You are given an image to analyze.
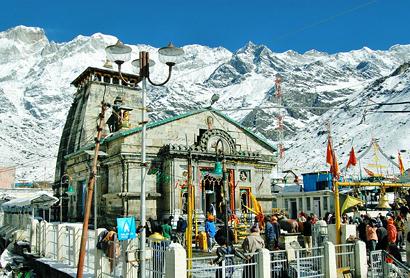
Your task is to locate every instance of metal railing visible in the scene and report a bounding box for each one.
[334,243,355,276]
[61,225,76,266]
[312,224,328,248]
[369,250,383,278]
[186,252,258,278]
[270,249,288,278]
[146,240,170,278]
[45,223,58,259]
[288,247,324,278]
[370,250,410,278]
[382,251,410,278]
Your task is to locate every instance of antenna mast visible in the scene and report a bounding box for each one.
[275,73,285,169]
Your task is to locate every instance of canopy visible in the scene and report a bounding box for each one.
[1,192,58,213]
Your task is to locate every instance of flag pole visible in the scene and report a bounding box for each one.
[334,180,341,245]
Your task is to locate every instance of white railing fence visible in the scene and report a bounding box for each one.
[288,247,325,278]
[334,243,355,276]
[270,249,288,278]
[186,252,258,278]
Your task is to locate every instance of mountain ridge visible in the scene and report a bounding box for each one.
[1,25,409,181]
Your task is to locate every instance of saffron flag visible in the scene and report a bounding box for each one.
[341,195,364,213]
[326,140,333,165]
[346,147,358,168]
[250,192,263,216]
[364,167,375,177]
[398,152,405,175]
[326,137,339,179]
[250,192,264,230]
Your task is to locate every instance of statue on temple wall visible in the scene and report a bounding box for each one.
[106,96,123,133]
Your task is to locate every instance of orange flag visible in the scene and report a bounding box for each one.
[326,139,334,165]
[398,152,405,175]
[326,137,339,179]
[346,147,358,168]
[364,167,375,177]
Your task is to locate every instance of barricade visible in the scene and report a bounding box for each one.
[334,243,355,276]
[270,249,288,278]
[288,246,325,278]
[186,252,258,277]
[382,250,410,278]
[369,250,383,278]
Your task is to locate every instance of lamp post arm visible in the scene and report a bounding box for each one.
[147,63,173,86]
[115,63,140,87]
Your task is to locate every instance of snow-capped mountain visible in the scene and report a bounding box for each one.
[0,26,409,181]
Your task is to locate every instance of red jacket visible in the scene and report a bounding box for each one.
[387,219,397,243]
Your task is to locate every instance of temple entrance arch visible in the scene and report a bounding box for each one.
[201,174,224,220]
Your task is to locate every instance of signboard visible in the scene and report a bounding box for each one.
[117,217,136,241]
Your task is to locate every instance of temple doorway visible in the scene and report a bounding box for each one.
[202,175,224,220]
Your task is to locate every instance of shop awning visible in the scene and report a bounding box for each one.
[1,192,58,212]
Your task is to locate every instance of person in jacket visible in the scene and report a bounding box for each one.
[205,215,216,252]
[395,215,405,249]
[241,225,264,278]
[264,216,275,250]
[161,218,172,240]
[387,217,397,245]
[242,225,265,253]
[176,216,187,247]
[366,221,378,252]
[376,223,388,250]
[303,216,313,254]
[271,216,281,249]
[212,236,249,278]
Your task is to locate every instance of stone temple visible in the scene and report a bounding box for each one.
[54,67,277,227]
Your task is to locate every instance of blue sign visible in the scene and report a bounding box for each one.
[117,217,136,241]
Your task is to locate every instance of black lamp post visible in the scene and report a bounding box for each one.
[104,40,184,278]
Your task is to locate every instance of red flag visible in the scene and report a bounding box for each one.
[364,167,375,177]
[346,147,358,168]
[326,137,339,179]
[398,152,405,175]
[326,140,333,165]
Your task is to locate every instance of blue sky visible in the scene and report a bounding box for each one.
[1,0,409,53]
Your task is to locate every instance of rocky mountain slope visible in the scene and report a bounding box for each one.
[0,26,409,181]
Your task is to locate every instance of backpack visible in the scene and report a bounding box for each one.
[96,230,108,250]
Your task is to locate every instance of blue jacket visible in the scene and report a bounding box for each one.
[205,221,216,237]
[265,222,275,242]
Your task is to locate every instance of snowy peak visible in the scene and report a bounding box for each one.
[1,25,48,44]
[0,25,410,181]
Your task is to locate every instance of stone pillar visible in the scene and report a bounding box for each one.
[354,240,368,278]
[164,243,186,278]
[256,248,270,278]
[323,241,337,278]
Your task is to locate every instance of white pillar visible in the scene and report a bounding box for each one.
[73,227,82,267]
[324,241,337,278]
[164,243,187,278]
[30,219,39,254]
[56,224,65,261]
[354,240,368,278]
[256,248,271,278]
[44,223,53,257]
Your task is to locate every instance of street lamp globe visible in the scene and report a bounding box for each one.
[131,58,155,73]
[158,42,185,65]
[105,40,132,65]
